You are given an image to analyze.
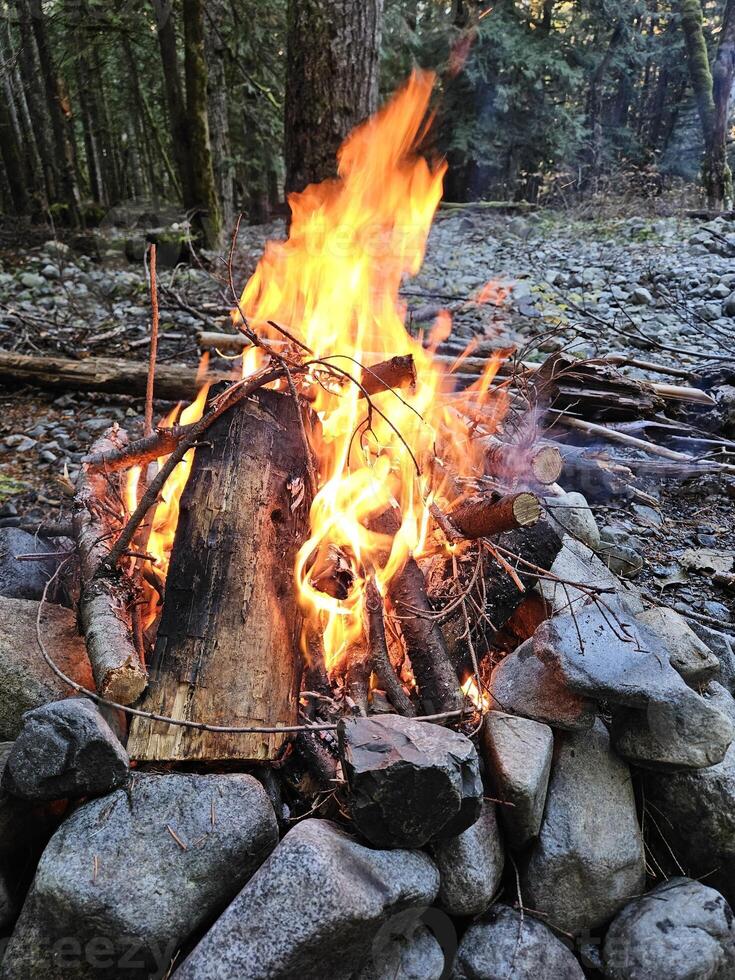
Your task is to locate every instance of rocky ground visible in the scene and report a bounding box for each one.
[1,203,733,625]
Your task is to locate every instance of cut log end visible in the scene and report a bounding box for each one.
[359,354,416,397]
[530,445,564,485]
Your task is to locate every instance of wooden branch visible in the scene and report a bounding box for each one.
[144,243,159,436]
[0,351,233,401]
[96,366,286,572]
[364,576,415,716]
[72,427,147,705]
[448,491,542,540]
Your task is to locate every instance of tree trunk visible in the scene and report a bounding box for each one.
[14,0,57,204]
[585,19,624,187]
[183,0,221,247]
[0,80,29,215]
[28,0,81,223]
[127,389,313,763]
[284,0,384,196]
[205,0,235,235]
[152,0,195,207]
[679,0,735,207]
[709,0,735,207]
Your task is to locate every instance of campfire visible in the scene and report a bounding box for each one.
[59,71,563,765]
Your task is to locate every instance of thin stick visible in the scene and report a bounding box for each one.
[144,244,159,437]
[96,365,285,575]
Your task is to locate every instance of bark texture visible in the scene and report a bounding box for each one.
[285,0,384,196]
[127,390,313,762]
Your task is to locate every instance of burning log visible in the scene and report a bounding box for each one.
[359,355,416,397]
[127,388,314,762]
[0,351,233,401]
[447,490,541,540]
[481,437,563,486]
[369,509,461,715]
[72,427,147,704]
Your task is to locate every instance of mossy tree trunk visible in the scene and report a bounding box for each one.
[183,0,221,247]
[680,0,735,209]
[152,0,221,247]
[284,0,384,197]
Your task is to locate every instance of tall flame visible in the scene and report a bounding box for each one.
[234,71,505,672]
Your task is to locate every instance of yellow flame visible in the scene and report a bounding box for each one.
[235,71,507,673]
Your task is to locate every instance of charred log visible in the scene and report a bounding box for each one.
[127,389,314,762]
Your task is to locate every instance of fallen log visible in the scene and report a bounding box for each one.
[127,388,314,762]
[0,351,233,401]
[447,490,541,540]
[72,426,147,704]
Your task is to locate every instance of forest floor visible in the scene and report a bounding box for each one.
[0,202,733,627]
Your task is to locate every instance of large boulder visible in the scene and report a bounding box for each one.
[2,699,128,801]
[545,491,600,550]
[0,529,62,602]
[453,905,584,979]
[337,715,482,848]
[0,597,95,739]
[538,535,644,615]
[521,721,645,936]
[1,774,278,980]
[356,922,446,980]
[642,684,735,908]
[603,878,735,980]
[490,641,596,732]
[483,711,553,848]
[429,801,504,917]
[175,818,440,980]
[533,598,733,769]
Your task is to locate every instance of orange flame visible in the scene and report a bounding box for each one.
[234,71,507,673]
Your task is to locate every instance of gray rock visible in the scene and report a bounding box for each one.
[635,606,719,682]
[338,714,482,848]
[723,291,735,317]
[176,818,440,980]
[539,536,644,615]
[0,597,95,740]
[0,529,61,601]
[453,905,584,979]
[40,264,60,280]
[603,878,735,980]
[483,711,553,848]
[490,640,597,732]
[643,684,735,907]
[598,541,643,578]
[631,286,654,305]
[545,491,601,550]
[533,598,733,769]
[1,774,278,980]
[429,801,504,916]
[522,721,645,936]
[688,620,735,692]
[356,923,445,980]
[2,699,128,801]
[19,273,45,290]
